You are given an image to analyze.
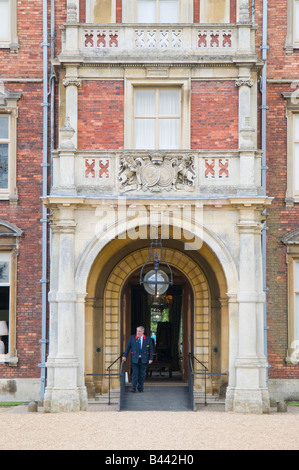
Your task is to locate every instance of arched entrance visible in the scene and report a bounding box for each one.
[84,240,228,401]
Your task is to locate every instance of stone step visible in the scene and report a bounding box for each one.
[120,385,193,411]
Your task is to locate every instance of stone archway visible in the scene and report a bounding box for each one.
[86,245,228,399]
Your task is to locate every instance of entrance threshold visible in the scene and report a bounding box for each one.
[120,384,193,411]
[145,370,184,386]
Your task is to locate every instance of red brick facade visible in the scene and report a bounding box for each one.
[0,1,44,381]
[78,81,124,149]
[191,81,239,150]
[1,0,298,402]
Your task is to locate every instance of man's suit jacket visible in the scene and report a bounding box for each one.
[123,334,153,364]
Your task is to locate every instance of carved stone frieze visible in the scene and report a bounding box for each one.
[118,153,196,193]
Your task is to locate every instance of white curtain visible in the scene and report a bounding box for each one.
[159,119,179,149]
[160,0,178,23]
[135,119,156,149]
[0,0,9,40]
[138,0,156,23]
[138,0,178,23]
[159,89,180,115]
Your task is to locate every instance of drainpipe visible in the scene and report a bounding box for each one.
[50,0,56,185]
[260,0,269,384]
[39,0,50,400]
[251,0,255,25]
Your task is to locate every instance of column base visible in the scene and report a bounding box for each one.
[43,387,86,413]
[230,388,270,414]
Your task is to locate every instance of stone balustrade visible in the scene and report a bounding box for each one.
[51,149,262,197]
[59,23,255,61]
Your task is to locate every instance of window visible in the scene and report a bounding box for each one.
[294,260,299,345]
[0,90,21,202]
[286,0,299,51]
[0,0,9,42]
[200,0,230,23]
[295,115,299,195]
[0,220,22,365]
[0,0,18,51]
[134,88,181,149]
[295,0,299,42]
[281,236,299,364]
[283,91,299,205]
[0,116,9,191]
[86,0,116,23]
[137,0,178,23]
[122,0,192,23]
[0,253,10,356]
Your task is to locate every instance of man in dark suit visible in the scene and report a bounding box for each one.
[122,326,153,392]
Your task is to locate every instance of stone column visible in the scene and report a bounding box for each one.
[44,217,60,412]
[47,206,81,412]
[76,293,88,410]
[225,293,238,411]
[62,73,81,149]
[255,221,270,412]
[236,69,256,192]
[84,297,96,398]
[233,207,267,413]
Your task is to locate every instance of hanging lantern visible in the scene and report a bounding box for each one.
[140,239,173,297]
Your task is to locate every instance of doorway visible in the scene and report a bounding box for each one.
[121,270,194,384]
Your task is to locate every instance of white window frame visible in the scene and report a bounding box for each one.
[0,90,21,203]
[0,115,9,193]
[124,76,190,150]
[294,114,299,198]
[123,0,193,23]
[286,0,299,51]
[0,0,18,51]
[0,220,22,365]
[134,87,181,149]
[136,0,179,24]
[0,252,10,359]
[285,254,299,364]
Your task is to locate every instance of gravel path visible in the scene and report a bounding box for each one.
[0,404,299,450]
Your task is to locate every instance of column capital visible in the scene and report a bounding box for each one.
[235,78,254,88]
[63,78,82,88]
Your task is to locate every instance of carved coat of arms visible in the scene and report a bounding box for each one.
[118,153,196,193]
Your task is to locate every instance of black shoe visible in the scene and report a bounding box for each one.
[130,388,136,393]
[138,389,143,392]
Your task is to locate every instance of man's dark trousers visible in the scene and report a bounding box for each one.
[131,359,148,391]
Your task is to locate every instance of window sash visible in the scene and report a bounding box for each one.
[295,0,299,41]
[134,88,181,149]
[294,116,299,193]
[0,252,10,285]
[0,0,9,41]
[0,116,9,190]
[137,0,178,23]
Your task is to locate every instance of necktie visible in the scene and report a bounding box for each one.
[138,338,142,355]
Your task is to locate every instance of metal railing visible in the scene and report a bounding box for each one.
[86,353,124,406]
[188,353,227,408]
